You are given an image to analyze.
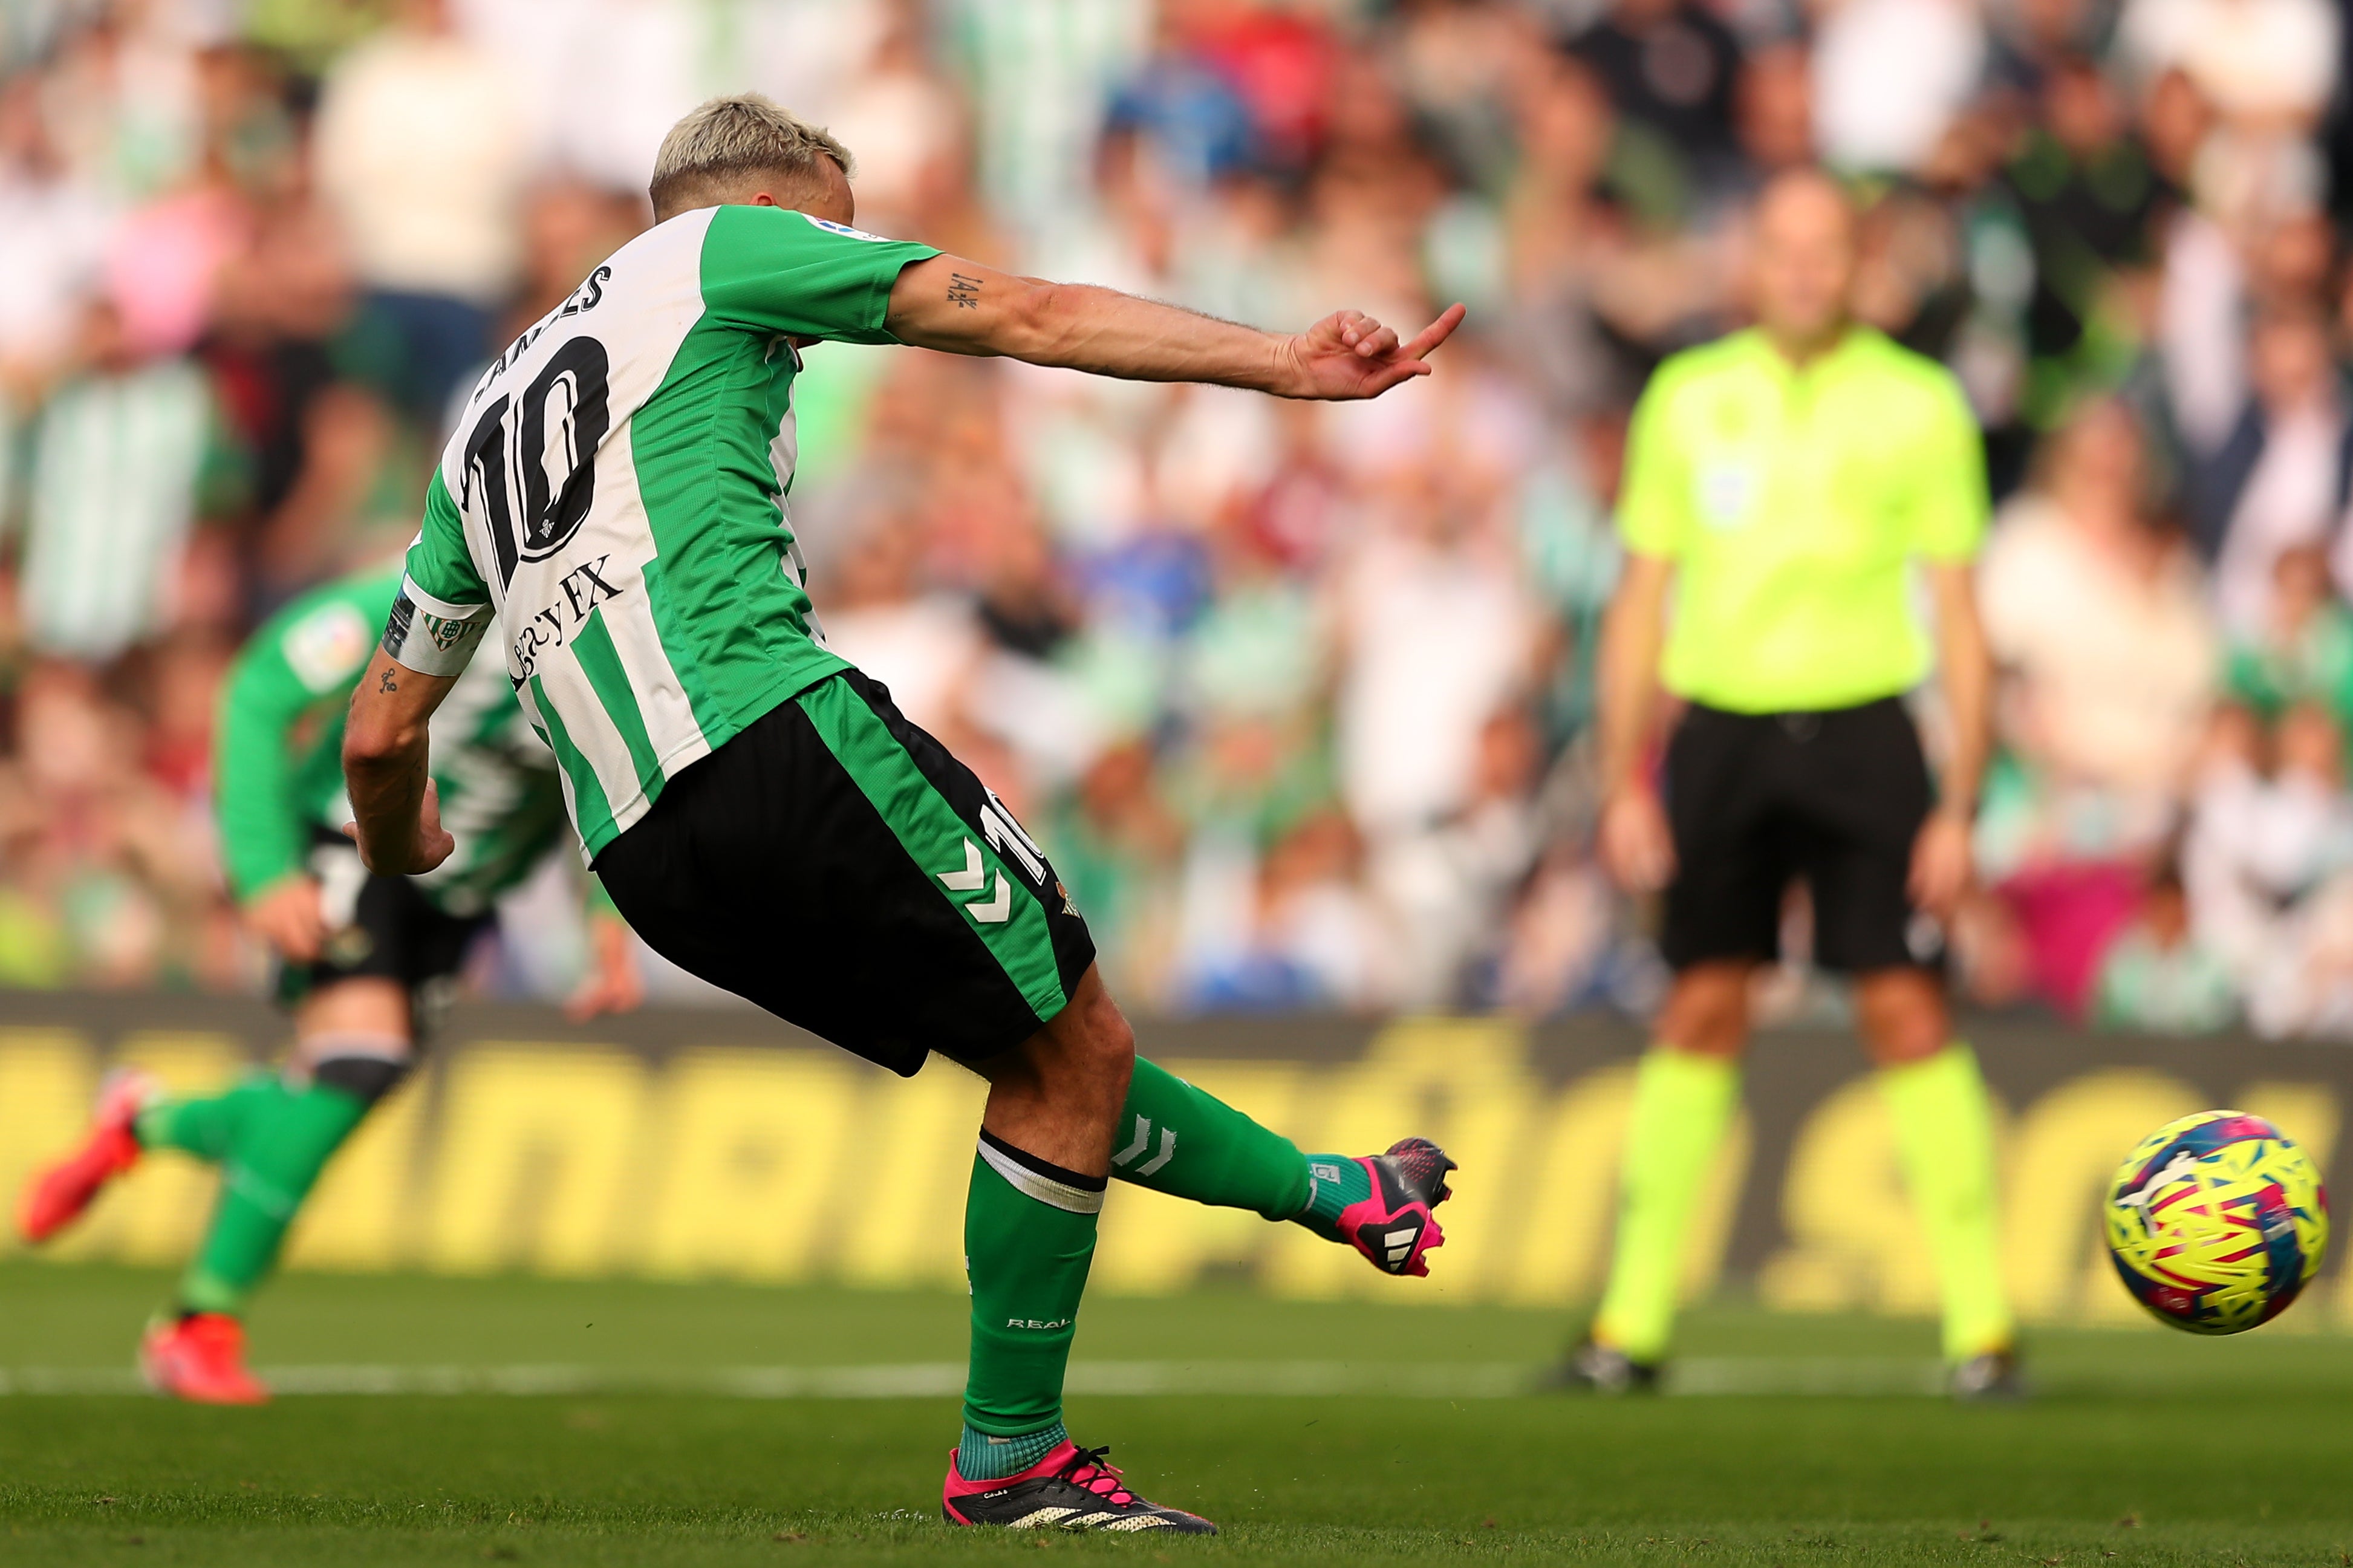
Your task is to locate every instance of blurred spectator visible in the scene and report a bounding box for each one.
[314,0,526,421]
[1811,0,1987,175]
[1332,463,1545,1007]
[1105,4,1260,189]
[201,198,381,614]
[1566,0,1745,207]
[1976,398,2218,1013]
[2185,702,2353,1033]
[2226,542,2353,725]
[0,73,113,400]
[1980,398,2218,815]
[2115,0,2341,126]
[2196,299,2348,633]
[2091,856,2239,1032]
[19,299,227,663]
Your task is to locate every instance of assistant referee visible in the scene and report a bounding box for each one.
[1558,169,2015,1397]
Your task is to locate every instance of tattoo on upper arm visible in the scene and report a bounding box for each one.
[947,272,982,310]
[378,668,399,693]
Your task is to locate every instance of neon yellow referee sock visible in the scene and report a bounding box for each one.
[1879,1043,2013,1362]
[1592,1048,1740,1363]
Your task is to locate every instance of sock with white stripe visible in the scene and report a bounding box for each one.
[1107,1058,1315,1221]
[959,1131,1102,1474]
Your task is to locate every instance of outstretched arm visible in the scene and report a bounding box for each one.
[885,254,1466,400]
[342,648,459,876]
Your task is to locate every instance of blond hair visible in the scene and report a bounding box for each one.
[648,93,854,218]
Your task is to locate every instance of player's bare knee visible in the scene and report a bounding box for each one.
[294,1031,415,1106]
[1659,967,1749,1057]
[1856,969,1948,1065]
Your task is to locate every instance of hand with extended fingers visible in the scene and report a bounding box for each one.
[1275,303,1469,400]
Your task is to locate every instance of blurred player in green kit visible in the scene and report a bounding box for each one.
[18,562,642,1402]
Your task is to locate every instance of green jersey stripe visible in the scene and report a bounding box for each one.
[795,677,1069,1020]
[572,607,665,802]
[530,673,617,850]
[637,551,728,741]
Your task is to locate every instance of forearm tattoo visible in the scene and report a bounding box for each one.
[947,272,982,310]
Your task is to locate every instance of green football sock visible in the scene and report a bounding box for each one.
[134,1073,290,1165]
[955,1419,1067,1482]
[1107,1058,1315,1222]
[176,1080,372,1316]
[1295,1153,1373,1242]
[1592,1047,1741,1363]
[960,1131,1102,1471]
[1879,1043,2014,1362]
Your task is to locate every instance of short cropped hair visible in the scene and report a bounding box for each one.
[648,93,854,218]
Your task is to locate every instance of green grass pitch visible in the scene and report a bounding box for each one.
[1,1264,2349,1564]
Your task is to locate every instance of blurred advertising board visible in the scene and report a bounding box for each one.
[0,992,2342,1329]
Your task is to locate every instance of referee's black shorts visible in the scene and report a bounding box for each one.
[1659,695,1939,974]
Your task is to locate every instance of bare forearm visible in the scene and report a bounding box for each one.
[1002,283,1293,388]
[887,254,1463,402]
[1936,620,1991,818]
[341,649,457,874]
[343,730,432,873]
[1598,559,1670,797]
[1930,568,1992,816]
[902,270,1287,388]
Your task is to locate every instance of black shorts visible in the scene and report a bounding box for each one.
[592,668,1096,1077]
[278,833,492,1009]
[1660,697,1938,974]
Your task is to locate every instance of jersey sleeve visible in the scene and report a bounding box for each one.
[1615,363,1694,559]
[213,574,396,901]
[1906,372,1990,562]
[697,206,942,345]
[389,469,495,676]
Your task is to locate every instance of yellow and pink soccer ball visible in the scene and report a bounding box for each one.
[2105,1111,2330,1335]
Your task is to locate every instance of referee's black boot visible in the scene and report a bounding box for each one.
[1949,1347,2025,1401]
[1537,1337,1662,1395]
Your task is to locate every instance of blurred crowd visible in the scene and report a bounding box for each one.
[7,0,2353,1032]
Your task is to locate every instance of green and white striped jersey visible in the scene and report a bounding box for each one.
[22,360,217,662]
[390,204,939,860]
[218,565,573,918]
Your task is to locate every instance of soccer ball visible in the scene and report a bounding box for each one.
[2104,1110,2330,1335]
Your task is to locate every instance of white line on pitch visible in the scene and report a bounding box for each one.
[0,1358,1950,1399]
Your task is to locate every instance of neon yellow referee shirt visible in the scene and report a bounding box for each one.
[1617,325,1988,714]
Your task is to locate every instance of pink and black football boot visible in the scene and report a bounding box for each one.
[19,1068,156,1243]
[943,1442,1216,1534]
[1316,1137,1457,1277]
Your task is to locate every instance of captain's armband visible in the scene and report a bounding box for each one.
[382,576,492,677]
